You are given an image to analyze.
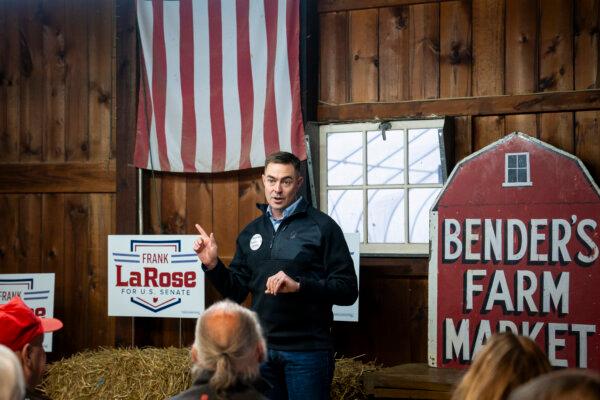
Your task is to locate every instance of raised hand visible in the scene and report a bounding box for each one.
[265,271,300,295]
[193,224,218,269]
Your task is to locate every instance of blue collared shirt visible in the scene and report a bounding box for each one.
[266,196,303,231]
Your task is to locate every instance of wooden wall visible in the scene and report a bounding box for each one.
[319,0,600,366]
[0,0,115,359]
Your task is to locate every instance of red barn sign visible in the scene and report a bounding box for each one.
[428,132,600,371]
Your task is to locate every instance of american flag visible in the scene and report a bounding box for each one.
[134,0,306,173]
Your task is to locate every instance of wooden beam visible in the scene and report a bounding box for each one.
[318,89,600,122]
[318,0,454,13]
[115,0,138,349]
[0,161,116,193]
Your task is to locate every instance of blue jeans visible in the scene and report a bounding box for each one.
[260,349,334,400]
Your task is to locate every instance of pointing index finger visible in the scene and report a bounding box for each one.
[195,224,208,237]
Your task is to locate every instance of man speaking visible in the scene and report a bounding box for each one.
[194,151,358,400]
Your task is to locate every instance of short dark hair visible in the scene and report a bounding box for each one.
[264,151,301,175]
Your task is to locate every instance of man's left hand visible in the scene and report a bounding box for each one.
[265,271,300,295]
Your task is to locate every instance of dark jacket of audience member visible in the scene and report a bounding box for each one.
[451,332,551,400]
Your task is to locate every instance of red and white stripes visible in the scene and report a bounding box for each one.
[134,0,306,173]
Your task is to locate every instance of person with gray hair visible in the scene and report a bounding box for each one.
[169,300,269,400]
[0,344,26,400]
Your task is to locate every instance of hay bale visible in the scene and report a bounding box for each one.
[41,347,379,400]
[331,356,381,400]
[41,347,191,400]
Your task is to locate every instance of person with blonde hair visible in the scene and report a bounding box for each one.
[451,332,551,400]
[0,344,25,400]
[508,369,600,400]
[169,300,268,400]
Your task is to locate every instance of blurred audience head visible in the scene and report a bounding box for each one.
[508,369,600,400]
[0,344,25,400]
[191,300,266,394]
[451,332,551,400]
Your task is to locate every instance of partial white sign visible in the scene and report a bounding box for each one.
[108,235,204,318]
[333,232,360,322]
[0,274,57,351]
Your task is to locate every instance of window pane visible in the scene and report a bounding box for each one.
[327,131,363,186]
[328,190,363,241]
[409,188,440,243]
[408,128,442,184]
[367,189,405,243]
[508,168,517,182]
[367,129,404,184]
[517,154,527,168]
[517,168,527,182]
[507,154,516,168]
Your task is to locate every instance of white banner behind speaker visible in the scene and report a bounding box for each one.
[333,232,360,322]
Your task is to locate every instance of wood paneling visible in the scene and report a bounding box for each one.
[0,2,6,157]
[319,12,348,104]
[349,9,378,102]
[575,0,600,90]
[319,0,455,13]
[505,114,538,137]
[453,116,472,162]
[575,111,600,180]
[41,194,64,274]
[409,3,439,99]
[0,0,116,360]
[539,0,574,92]
[3,0,21,162]
[333,259,429,366]
[17,194,42,272]
[318,89,600,121]
[88,194,115,348]
[505,0,537,95]
[472,0,504,96]
[440,1,471,98]
[114,0,137,348]
[212,173,239,260]
[0,161,116,193]
[540,112,574,152]
[0,196,20,271]
[88,0,113,162]
[64,0,89,161]
[19,0,44,162]
[473,115,505,150]
[238,169,265,228]
[379,6,411,101]
[61,194,90,354]
[42,0,66,162]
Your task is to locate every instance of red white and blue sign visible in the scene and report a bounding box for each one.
[0,273,57,351]
[108,236,204,318]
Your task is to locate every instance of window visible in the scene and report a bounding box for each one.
[319,119,447,255]
[503,152,532,187]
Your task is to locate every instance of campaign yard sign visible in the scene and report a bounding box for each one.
[0,274,57,351]
[428,133,600,371]
[108,236,204,318]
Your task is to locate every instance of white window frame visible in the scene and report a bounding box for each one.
[319,119,446,255]
[502,152,532,187]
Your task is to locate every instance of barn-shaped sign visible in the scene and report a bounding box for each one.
[428,132,600,371]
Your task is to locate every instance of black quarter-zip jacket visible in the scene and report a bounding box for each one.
[204,197,358,351]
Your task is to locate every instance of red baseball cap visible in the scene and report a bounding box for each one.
[0,296,63,351]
